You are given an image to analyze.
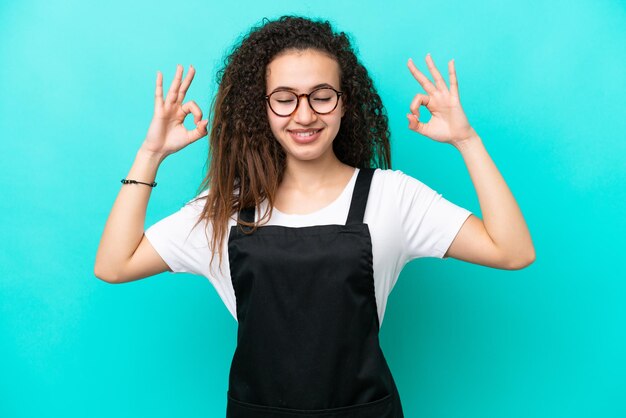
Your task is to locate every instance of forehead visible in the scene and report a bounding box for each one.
[266,49,341,91]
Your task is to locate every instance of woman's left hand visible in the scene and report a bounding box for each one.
[406,54,475,145]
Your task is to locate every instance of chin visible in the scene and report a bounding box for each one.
[286,148,330,162]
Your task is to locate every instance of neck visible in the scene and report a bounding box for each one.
[282,153,351,192]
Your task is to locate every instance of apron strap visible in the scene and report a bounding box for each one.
[346,168,375,225]
[239,206,255,224]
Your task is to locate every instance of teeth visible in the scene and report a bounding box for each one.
[292,130,318,137]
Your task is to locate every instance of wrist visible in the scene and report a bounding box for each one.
[451,128,481,152]
[136,146,168,165]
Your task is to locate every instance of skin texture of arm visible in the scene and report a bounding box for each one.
[406,54,535,270]
[444,134,535,269]
[94,149,171,283]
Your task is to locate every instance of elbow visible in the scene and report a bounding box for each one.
[93,264,120,284]
[504,247,536,270]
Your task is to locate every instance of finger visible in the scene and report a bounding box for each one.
[181,100,203,124]
[409,93,429,115]
[448,59,459,98]
[177,65,196,104]
[407,58,437,95]
[155,70,164,110]
[425,53,447,91]
[186,119,209,143]
[165,64,183,104]
[406,113,426,135]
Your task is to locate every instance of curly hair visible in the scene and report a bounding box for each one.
[191,15,392,267]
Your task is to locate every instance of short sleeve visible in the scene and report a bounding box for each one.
[144,191,210,275]
[393,171,472,261]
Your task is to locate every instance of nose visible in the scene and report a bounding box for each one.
[292,95,317,125]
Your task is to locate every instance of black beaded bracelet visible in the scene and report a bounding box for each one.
[120,178,157,188]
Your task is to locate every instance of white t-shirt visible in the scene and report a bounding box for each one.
[145,168,472,327]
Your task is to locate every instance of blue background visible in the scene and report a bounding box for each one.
[1,0,625,417]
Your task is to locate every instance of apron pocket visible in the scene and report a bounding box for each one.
[226,392,394,418]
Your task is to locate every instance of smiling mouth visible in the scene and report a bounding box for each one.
[289,129,322,138]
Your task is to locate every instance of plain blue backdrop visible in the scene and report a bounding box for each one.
[1,0,625,417]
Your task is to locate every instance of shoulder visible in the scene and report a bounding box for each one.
[182,189,238,223]
[372,167,424,182]
[365,168,428,222]
[185,189,210,210]
[370,168,430,197]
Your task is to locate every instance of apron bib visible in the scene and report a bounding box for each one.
[226,168,404,417]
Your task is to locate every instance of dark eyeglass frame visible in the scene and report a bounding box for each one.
[265,87,344,117]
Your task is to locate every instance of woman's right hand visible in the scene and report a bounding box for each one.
[141,64,209,158]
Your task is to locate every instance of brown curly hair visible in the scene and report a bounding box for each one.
[191,15,392,266]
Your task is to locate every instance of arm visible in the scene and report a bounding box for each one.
[94,64,209,283]
[94,148,170,283]
[406,54,535,270]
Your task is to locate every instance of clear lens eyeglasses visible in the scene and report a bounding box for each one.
[265,87,343,117]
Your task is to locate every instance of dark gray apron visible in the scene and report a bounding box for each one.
[226,168,404,417]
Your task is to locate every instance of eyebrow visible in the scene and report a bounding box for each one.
[269,83,337,94]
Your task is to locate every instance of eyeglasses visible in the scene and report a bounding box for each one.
[265,87,343,117]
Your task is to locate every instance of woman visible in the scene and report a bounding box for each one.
[95,15,535,418]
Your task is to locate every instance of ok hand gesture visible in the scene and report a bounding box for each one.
[406,54,475,145]
[142,64,209,157]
